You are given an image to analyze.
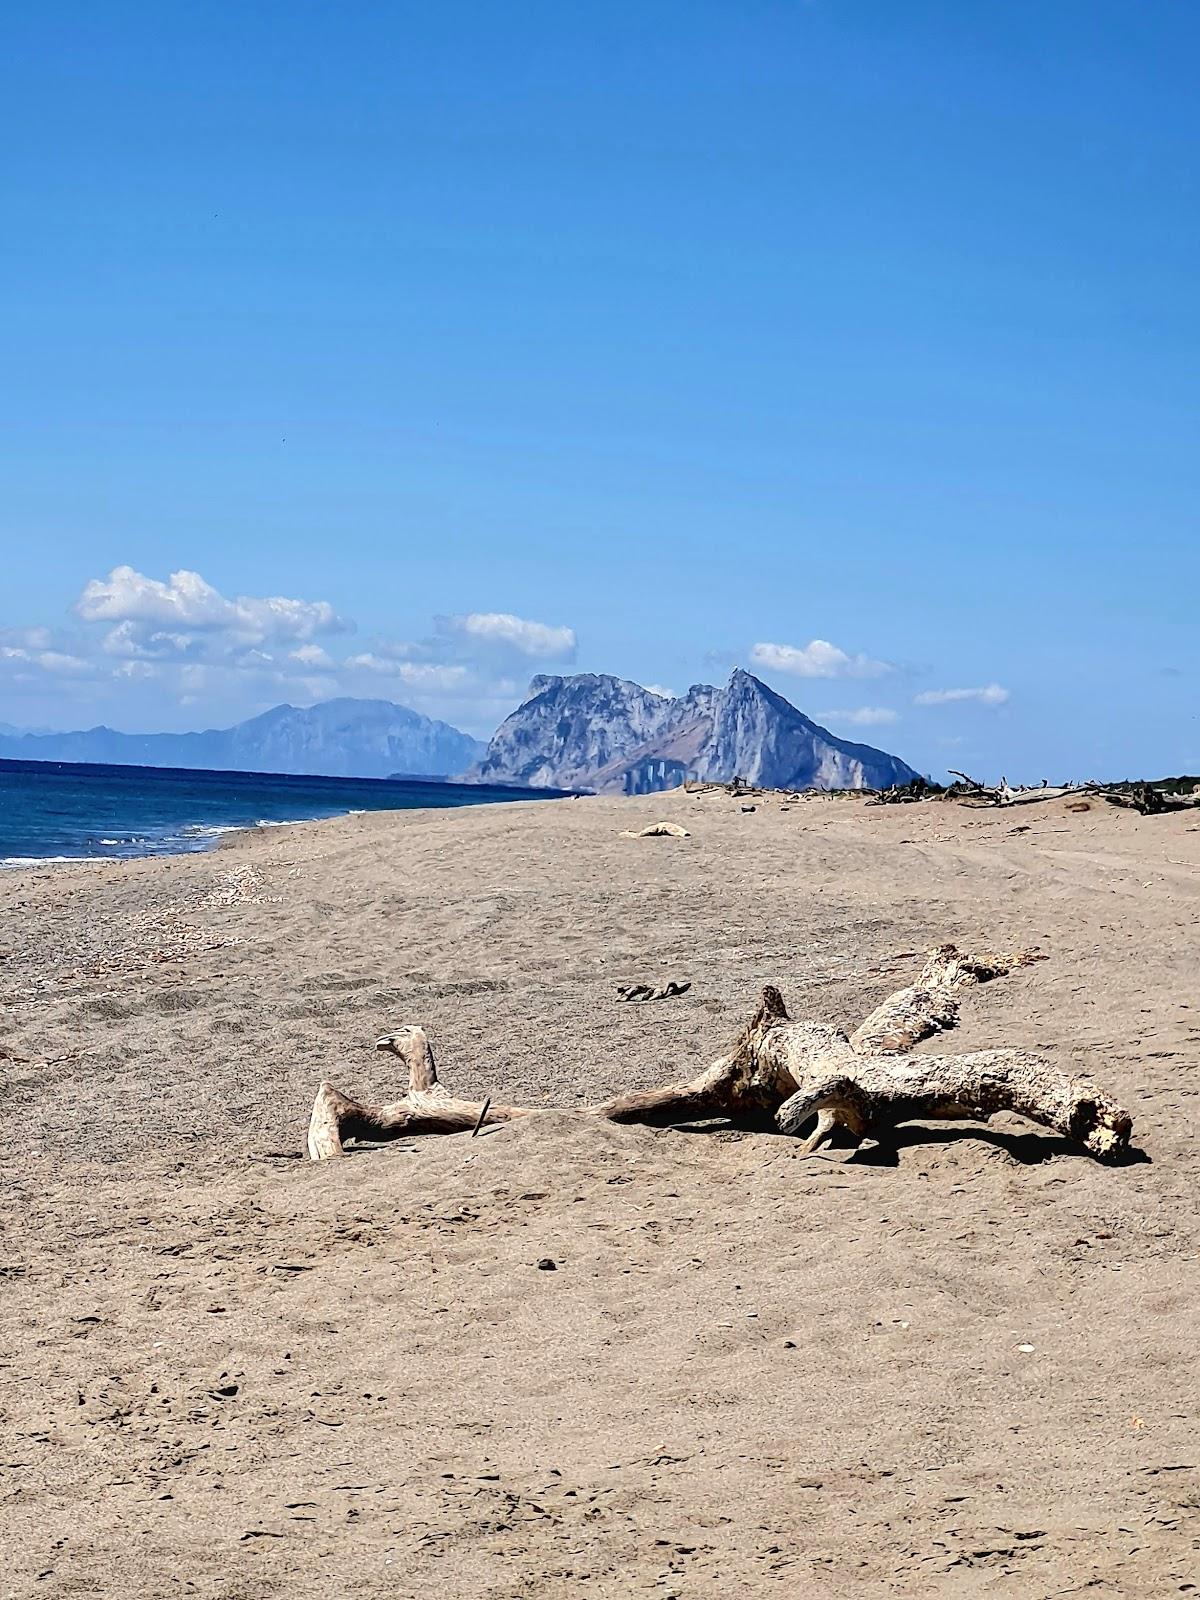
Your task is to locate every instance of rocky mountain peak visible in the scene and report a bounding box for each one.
[470,669,916,793]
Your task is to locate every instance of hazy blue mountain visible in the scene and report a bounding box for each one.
[470,669,918,793]
[0,698,485,780]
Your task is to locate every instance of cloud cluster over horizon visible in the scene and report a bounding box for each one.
[1,565,578,735]
[742,638,1015,743]
[1,565,1015,760]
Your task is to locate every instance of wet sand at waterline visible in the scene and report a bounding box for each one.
[2,789,1198,1597]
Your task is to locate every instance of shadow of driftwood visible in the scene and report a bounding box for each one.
[670,1116,1151,1168]
[845,1123,1152,1168]
[339,1116,1151,1168]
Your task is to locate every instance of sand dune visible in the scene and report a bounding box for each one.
[2,790,1198,1596]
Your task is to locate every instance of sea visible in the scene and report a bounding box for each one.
[0,759,562,866]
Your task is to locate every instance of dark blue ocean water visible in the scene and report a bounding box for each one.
[0,759,561,864]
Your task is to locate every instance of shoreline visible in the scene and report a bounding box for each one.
[0,760,570,869]
[0,813,347,869]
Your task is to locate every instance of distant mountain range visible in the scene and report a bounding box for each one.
[469,669,918,792]
[0,699,484,780]
[0,672,916,790]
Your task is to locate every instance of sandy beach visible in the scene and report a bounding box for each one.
[2,789,1198,1597]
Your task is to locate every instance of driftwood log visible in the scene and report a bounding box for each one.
[307,945,1132,1164]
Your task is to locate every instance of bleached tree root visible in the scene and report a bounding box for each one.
[306,947,1133,1164]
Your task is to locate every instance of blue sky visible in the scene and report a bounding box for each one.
[2,0,1197,779]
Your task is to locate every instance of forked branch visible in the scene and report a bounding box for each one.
[307,1025,531,1160]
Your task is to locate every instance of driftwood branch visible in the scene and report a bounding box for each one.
[307,1026,531,1160]
[774,1047,1130,1159]
[847,943,1045,1053]
[307,947,1132,1165]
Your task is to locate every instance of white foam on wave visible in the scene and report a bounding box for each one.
[4,800,385,869]
[1,854,112,868]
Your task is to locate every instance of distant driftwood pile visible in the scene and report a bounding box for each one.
[307,944,1132,1167]
[869,771,1200,815]
[684,776,805,800]
[684,772,1200,815]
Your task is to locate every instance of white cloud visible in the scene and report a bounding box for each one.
[0,626,54,651]
[114,660,162,682]
[101,621,152,658]
[0,645,92,677]
[289,644,333,668]
[348,637,428,663]
[644,684,675,699]
[448,611,577,661]
[344,655,470,690]
[751,639,892,680]
[914,684,1010,707]
[77,565,349,643]
[817,706,899,727]
[36,651,95,676]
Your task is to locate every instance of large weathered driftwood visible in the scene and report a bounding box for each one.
[307,945,1132,1164]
